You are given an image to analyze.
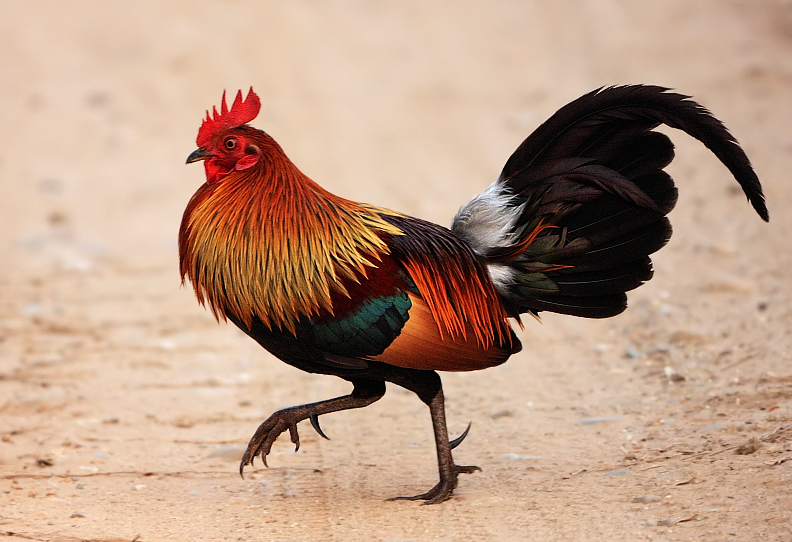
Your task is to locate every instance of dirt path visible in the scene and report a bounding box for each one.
[1,1,791,541]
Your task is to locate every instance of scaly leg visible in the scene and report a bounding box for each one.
[239,378,385,476]
[388,372,480,504]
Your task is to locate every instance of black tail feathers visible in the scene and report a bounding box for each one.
[454,85,767,319]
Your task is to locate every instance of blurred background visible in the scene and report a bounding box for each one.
[1,1,790,540]
[1,0,787,272]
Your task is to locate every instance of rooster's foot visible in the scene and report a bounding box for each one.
[239,407,305,475]
[388,464,481,504]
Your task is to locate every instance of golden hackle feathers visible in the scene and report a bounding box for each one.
[180,142,403,334]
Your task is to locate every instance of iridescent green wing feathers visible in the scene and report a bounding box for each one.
[306,291,412,358]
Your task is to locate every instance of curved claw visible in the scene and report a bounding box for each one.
[289,423,301,452]
[237,387,384,481]
[310,414,330,440]
[449,422,472,450]
[239,414,301,477]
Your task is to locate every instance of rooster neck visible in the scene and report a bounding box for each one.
[179,159,403,333]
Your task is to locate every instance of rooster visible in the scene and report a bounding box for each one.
[180,86,767,504]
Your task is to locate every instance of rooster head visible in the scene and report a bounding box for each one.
[187,88,263,184]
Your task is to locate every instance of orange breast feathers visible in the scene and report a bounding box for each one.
[373,292,516,371]
[375,214,518,370]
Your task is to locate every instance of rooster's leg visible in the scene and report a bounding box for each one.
[389,371,480,504]
[239,378,385,476]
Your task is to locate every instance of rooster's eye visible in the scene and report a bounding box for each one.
[224,137,237,150]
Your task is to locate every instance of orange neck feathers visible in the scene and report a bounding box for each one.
[179,134,403,333]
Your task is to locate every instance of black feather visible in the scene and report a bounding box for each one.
[501,85,767,220]
[484,85,767,319]
[516,293,629,319]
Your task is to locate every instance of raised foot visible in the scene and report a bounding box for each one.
[239,406,329,476]
[238,386,384,478]
[387,464,481,505]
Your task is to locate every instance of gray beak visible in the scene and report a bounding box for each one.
[186,148,213,164]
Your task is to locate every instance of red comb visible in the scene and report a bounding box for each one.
[196,88,261,147]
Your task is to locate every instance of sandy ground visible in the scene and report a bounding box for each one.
[1,1,791,541]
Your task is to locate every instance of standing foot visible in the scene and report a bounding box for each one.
[383,373,479,505]
[388,464,481,504]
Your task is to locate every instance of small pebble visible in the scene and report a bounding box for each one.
[500,453,545,460]
[23,303,44,316]
[577,416,623,425]
[633,494,662,504]
[624,346,641,359]
[664,366,685,382]
[603,470,634,477]
[656,305,673,316]
[735,437,762,455]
